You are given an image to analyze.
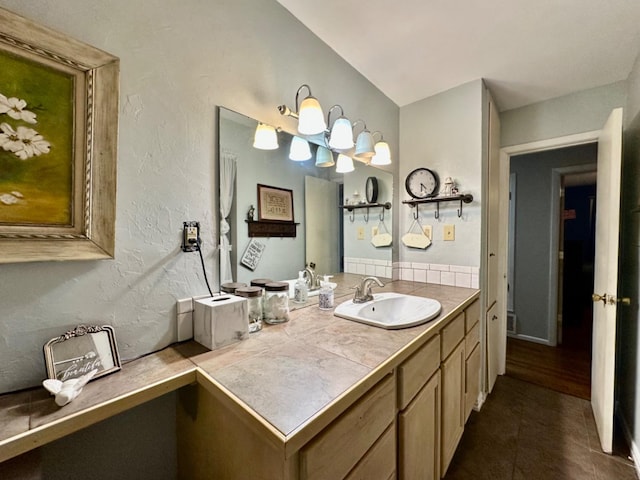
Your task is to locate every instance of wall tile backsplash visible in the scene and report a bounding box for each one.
[392,261,479,289]
[344,257,393,280]
[344,258,480,289]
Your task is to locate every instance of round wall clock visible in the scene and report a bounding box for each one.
[366,176,378,203]
[405,168,439,199]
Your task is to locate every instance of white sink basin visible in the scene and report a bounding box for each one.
[334,292,442,329]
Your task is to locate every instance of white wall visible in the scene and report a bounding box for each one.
[343,165,393,262]
[0,0,399,394]
[399,80,483,268]
[501,81,627,147]
[618,50,640,463]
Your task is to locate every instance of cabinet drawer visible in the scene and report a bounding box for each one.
[441,312,465,360]
[465,299,480,332]
[345,423,396,480]
[465,321,480,358]
[300,373,396,480]
[398,334,440,409]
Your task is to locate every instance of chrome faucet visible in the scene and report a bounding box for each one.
[303,262,320,291]
[353,276,385,303]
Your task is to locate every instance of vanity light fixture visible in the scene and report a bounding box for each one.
[370,131,392,166]
[289,84,326,135]
[289,135,312,161]
[335,153,355,173]
[327,105,354,150]
[352,120,375,161]
[253,122,279,150]
[315,145,335,167]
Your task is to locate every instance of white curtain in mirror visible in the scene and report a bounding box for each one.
[220,149,237,283]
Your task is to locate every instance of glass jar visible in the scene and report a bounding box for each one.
[235,286,263,333]
[250,278,272,290]
[263,282,290,324]
[221,282,247,295]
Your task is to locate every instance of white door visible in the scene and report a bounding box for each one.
[305,176,340,276]
[591,107,623,453]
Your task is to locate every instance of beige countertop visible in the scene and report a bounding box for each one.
[0,276,479,463]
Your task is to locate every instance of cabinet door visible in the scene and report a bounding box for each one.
[441,341,465,475]
[465,343,481,421]
[398,371,440,480]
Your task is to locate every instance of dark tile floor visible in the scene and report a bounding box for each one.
[444,376,637,479]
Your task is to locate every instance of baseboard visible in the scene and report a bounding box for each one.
[507,333,553,346]
[616,404,640,479]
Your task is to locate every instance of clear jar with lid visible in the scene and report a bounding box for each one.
[263,282,290,324]
[221,282,247,295]
[235,286,263,333]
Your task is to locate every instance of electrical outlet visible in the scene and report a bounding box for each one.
[372,226,379,237]
[422,225,433,240]
[357,226,365,240]
[444,224,455,241]
[182,221,201,252]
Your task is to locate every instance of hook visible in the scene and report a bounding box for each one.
[349,210,355,223]
[380,208,385,222]
[363,208,369,223]
[413,204,419,220]
[457,198,464,217]
[435,203,440,220]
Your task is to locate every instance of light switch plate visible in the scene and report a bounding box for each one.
[444,224,455,241]
[357,227,365,240]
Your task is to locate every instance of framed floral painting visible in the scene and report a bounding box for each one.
[0,7,119,263]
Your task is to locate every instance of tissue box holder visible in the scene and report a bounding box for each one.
[193,295,249,350]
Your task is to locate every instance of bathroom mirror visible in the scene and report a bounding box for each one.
[218,107,393,286]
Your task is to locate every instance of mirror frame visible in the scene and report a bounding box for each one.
[43,324,121,382]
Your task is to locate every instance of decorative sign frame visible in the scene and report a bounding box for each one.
[257,184,294,222]
[0,7,119,263]
[240,238,266,271]
[43,324,121,382]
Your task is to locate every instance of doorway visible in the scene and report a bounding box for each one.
[505,143,598,400]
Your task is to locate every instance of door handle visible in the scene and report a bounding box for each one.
[615,296,631,306]
[592,293,607,305]
[592,293,631,306]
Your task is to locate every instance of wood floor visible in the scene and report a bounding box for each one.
[505,336,591,400]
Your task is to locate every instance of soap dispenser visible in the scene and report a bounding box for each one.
[294,270,308,304]
[318,275,334,310]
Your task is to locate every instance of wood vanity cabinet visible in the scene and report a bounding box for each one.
[464,299,481,420]
[177,373,396,480]
[397,335,441,480]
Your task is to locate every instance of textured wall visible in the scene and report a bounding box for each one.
[0,0,398,393]
[398,80,483,268]
[500,81,627,147]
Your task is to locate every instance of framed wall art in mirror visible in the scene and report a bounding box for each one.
[0,7,119,263]
[44,325,121,382]
[257,184,294,222]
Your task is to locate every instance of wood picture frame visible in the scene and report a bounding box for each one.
[257,184,294,222]
[0,7,119,263]
[43,324,121,382]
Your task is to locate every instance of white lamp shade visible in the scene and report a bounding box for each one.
[335,153,355,173]
[328,117,354,150]
[253,123,278,150]
[354,130,375,160]
[289,136,312,161]
[298,96,326,135]
[315,145,335,167]
[371,141,392,165]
